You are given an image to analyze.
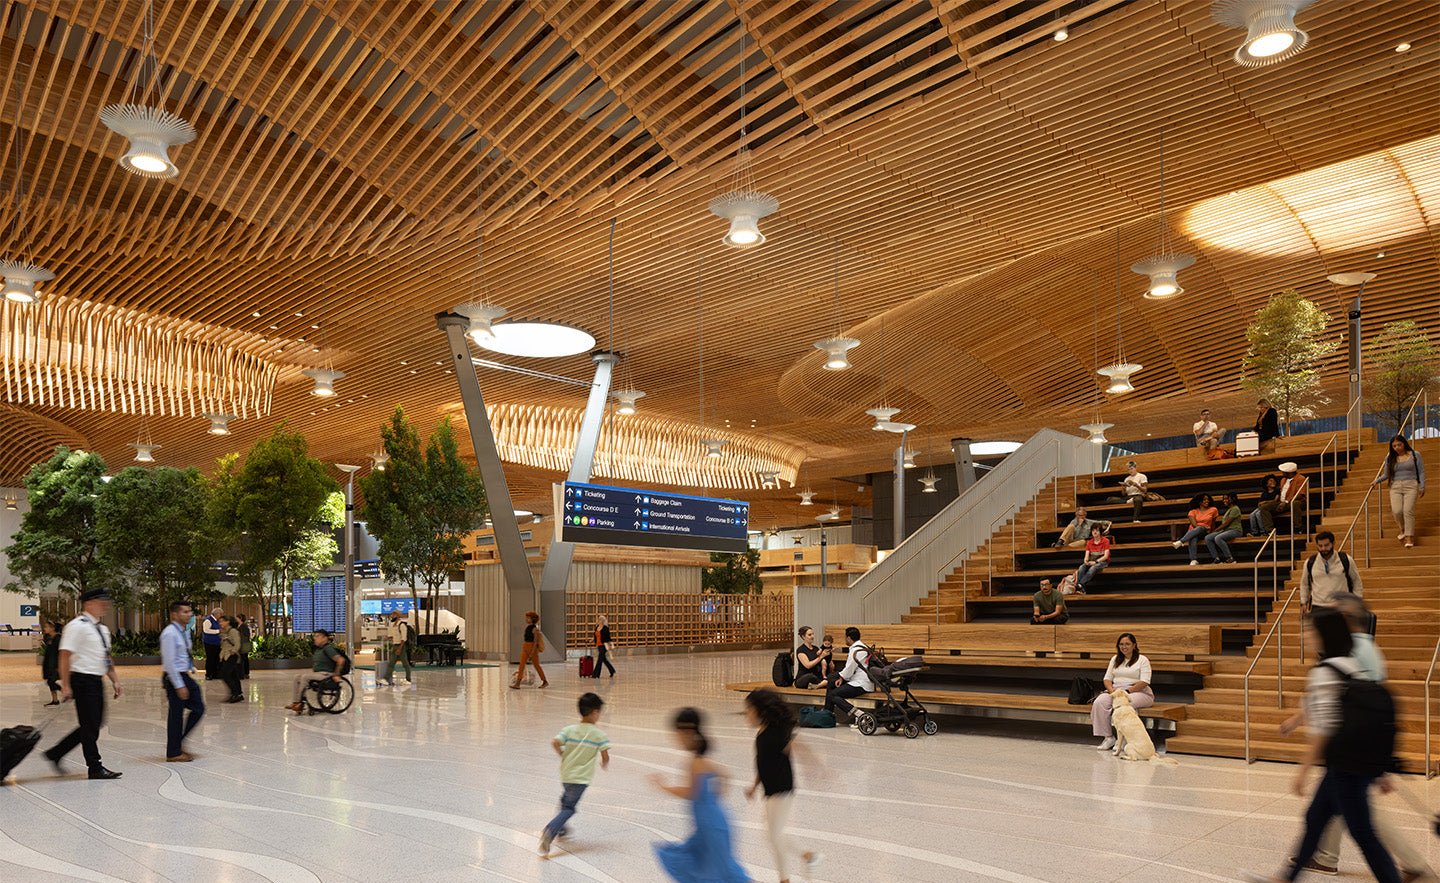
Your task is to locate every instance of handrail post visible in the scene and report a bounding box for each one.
[1427,631,1440,779]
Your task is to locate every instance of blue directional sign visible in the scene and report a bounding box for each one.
[559,481,749,552]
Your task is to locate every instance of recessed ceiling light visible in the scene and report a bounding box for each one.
[295,311,304,317]
[310,324,319,329]
[260,337,268,342]
[269,324,278,330]
[472,321,597,359]
[409,369,417,375]
[1395,42,1412,53]
[297,337,305,342]
[251,311,261,318]
[1053,26,1068,41]
[399,360,408,365]
[1376,251,1386,258]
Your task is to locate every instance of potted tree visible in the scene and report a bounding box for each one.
[1241,289,1341,434]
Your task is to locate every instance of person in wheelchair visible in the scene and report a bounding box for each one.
[286,630,350,715]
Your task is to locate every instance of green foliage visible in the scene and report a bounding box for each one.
[250,633,314,659]
[95,466,217,610]
[702,550,763,595]
[1241,289,1341,432]
[1368,320,1437,433]
[360,410,486,631]
[208,427,339,633]
[3,447,112,600]
[110,630,162,657]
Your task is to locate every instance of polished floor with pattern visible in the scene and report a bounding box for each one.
[2,651,1437,882]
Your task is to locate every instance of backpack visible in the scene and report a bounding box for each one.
[772,651,794,687]
[1319,661,1397,776]
[1306,551,1355,594]
[798,706,836,728]
[1067,677,1100,705]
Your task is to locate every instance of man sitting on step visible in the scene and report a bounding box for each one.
[1053,506,1112,548]
[1030,578,1069,625]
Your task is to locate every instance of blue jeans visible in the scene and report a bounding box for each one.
[1249,509,1264,536]
[163,673,205,758]
[1205,528,1242,561]
[1076,560,1107,587]
[545,782,588,839]
[1178,526,1209,561]
[1287,769,1399,883]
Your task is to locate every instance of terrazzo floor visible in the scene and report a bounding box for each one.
[1,651,1436,882]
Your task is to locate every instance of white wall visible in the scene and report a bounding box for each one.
[0,488,37,630]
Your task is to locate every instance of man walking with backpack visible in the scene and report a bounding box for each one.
[1300,531,1364,615]
[386,610,414,685]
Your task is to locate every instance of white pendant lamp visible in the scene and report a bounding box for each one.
[708,29,778,248]
[203,412,235,436]
[128,442,159,463]
[614,389,645,416]
[703,439,726,459]
[866,407,900,431]
[1099,228,1143,394]
[1079,421,1114,445]
[457,302,508,344]
[99,105,197,179]
[0,261,54,304]
[799,490,815,506]
[371,450,389,472]
[303,367,345,397]
[903,449,917,469]
[817,506,841,523]
[814,336,860,371]
[759,470,780,489]
[920,473,939,493]
[1132,128,1195,300]
[1212,0,1315,67]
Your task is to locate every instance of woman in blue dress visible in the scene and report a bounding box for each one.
[650,707,751,883]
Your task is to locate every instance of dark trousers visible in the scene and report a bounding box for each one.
[164,673,205,758]
[240,651,250,680]
[220,657,243,699]
[825,683,867,717]
[204,643,220,680]
[47,673,105,771]
[592,645,616,677]
[794,672,824,689]
[1287,769,1399,883]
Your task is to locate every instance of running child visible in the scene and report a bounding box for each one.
[649,707,749,883]
[744,689,820,883]
[540,692,610,857]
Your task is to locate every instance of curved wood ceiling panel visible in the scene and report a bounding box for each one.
[0,0,1436,527]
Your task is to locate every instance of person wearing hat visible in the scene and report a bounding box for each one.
[1257,462,1308,534]
[43,588,123,780]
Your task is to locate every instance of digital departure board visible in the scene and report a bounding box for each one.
[292,575,346,633]
[557,481,749,553]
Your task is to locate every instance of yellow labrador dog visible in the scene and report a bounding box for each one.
[1109,689,1176,764]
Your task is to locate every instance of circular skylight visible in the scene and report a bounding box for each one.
[473,321,596,358]
[969,441,1023,456]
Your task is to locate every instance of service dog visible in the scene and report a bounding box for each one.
[1109,689,1176,764]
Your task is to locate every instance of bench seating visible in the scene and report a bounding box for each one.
[724,682,1188,730]
[823,622,1227,659]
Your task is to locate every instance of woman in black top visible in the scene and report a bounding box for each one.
[511,610,548,689]
[793,626,828,689]
[1249,475,1281,536]
[1254,398,1281,453]
[40,620,61,705]
[744,689,818,882]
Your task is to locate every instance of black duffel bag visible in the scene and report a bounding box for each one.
[1067,676,1101,705]
[772,651,794,687]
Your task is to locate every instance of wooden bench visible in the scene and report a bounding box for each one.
[824,622,1226,659]
[725,681,1188,732]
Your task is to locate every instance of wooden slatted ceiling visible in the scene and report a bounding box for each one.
[0,0,1437,511]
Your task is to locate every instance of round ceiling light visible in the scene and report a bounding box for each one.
[204,413,236,436]
[456,302,508,343]
[969,441,1023,456]
[98,104,197,178]
[1132,254,1196,299]
[709,191,779,248]
[0,260,55,304]
[304,367,345,397]
[813,336,860,371]
[473,321,596,358]
[614,389,645,416]
[1212,0,1315,67]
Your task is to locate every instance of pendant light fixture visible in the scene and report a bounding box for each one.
[2,69,53,305]
[458,184,507,342]
[129,417,160,462]
[303,367,344,397]
[1081,252,1113,445]
[865,320,915,433]
[696,259,724,463]
[99,0,197,178]
[799,490,815,506]
[902,449,917,469]
[1099,228,1143,395]
[203,412,235,436]
[708,28,778,247]
[1131,128,1195,300]
[601,219,644,417]
[1212,0,1315,67]
[371,450,389,472]
[4,492,17,511]
[920,473,940,493]
[813,244,860,370]
[615,390,645,416]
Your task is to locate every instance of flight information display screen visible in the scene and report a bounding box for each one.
[558,481,749,553]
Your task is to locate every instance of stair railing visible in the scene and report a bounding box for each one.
[1426,635,1440,779]
[1251,528,1278,632]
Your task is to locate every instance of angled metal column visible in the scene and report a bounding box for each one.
[437,313,536,663]
[538,352,617,663]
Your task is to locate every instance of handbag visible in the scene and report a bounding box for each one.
[534,629,546,654]
[1067,676,1100,705]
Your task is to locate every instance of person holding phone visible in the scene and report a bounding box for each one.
[793,626,828,689]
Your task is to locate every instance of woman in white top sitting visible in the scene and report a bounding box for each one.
[1092,633,1153,750]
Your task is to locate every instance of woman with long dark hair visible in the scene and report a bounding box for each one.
[1172,493,1218,565]
[792,626,827,690]
[1374,434,1425,549]
[40,620,61,705]
[1242,608,1400,883]
[1091,633,1152,751]
[1205,492,1244,564]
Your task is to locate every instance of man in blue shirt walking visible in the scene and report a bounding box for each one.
[161,600,205,762]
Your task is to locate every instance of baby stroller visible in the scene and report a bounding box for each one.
[853,648,937,739]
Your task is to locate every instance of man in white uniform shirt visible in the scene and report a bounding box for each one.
[44,587,123,779]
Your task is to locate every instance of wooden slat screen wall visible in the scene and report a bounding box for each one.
[566,591,792,650]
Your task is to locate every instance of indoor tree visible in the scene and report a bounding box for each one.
[1368,320,1437,435]
[2,447,115,604]
[96,465,218,613]
[1240,288,1341,433]
[360,410,486,632]
[208,427,339,634]
[702,550,763,595]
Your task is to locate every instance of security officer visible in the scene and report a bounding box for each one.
[43,588,123,780]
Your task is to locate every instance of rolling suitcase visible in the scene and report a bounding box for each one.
[579,654,595,677]
[2,709,59,783]
[1235,431,1260,457]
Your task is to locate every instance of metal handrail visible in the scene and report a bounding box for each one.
[1244,580,1306,763]
[1426,635,1440,779]
[1251,528,1278,632]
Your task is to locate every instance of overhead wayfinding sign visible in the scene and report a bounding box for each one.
[558,481,749,553]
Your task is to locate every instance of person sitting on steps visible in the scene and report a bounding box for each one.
[1248,474,1281,537]
[1074,524,1111,592]
[1173,493,1219,566]
[823,627,874,728]
[1031,578,1069,625]
[1257,462,1307,535]
[1205,492,1245,564]
[1194,408,1223,453]
[1053,506,1111,548]
[1102,461,1149,523]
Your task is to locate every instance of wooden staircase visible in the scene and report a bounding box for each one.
[901,480,1063,624]
[1167,437,1440,768]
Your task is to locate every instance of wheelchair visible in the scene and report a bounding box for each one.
[300,675,354,715]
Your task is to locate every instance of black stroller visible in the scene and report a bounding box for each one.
[853,647,937,739]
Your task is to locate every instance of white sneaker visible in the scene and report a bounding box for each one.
[1171,540,1183,549]
[803,852,823,879]
[1097,736,1116,750]
[1189,559,1199,566]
